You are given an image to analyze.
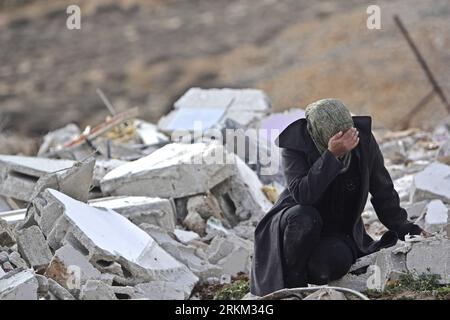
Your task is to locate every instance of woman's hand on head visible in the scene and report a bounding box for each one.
[328,127,359,158]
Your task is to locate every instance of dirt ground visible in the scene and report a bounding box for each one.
[0,0,449,138]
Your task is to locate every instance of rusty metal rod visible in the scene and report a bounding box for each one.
[393,15,450,113]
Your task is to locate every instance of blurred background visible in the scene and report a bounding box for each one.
[0,0,449,154]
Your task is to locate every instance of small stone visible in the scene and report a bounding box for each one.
[2,262,14,272]
[8,251,28,269]
[183,211,206,236]
[0,219,16,247]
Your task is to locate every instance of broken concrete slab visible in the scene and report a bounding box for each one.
[31,157,95,203]
[0,266,5,277]
[16,226,52,272]
[134,281,185,300]
[45,243,102,293]
[411,162,450,203]
[206,234,253,276]
[393,174,414,202]
[158,88,271,133]
[140,223,222,280]
[37,189,198,297]
[173,229,200,245]
[90,196,176,231]
[424,200,448,233]
[406,238,449,284]
[374,247,408,291]
[101,143,235,198]
[0,269,38,300]
[79,280,117,300]
[47,278,75,300]
[0,155,75,202]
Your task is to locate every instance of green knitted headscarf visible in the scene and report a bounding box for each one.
[305,99,354,173]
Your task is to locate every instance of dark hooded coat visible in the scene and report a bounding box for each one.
[250,116,422,296]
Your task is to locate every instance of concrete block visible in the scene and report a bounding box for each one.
[173,229,200,244]
[206,234,253,276]
[101,143,235,198]
[406,238,449,284]
[0,155,75,202]
[424,200,448,233]
[17,226,52,272]
[90,196,176,231]
[79,280,117,300]
[0,269,38,300]
[45,244,102,292]
[47,278,75,300]
[140,223,222,280]
[411,162,450,203]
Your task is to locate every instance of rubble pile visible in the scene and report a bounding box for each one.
[0,88,449,300]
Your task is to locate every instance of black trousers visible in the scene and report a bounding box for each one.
[279,205,358,288]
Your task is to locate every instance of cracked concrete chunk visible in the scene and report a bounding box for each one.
[45,244,101,292]
[79,280,117,300]
[39,189,198,298]
[424,200,448,233]
[47,278,75,300]
[411,162,450,203]
[0,218,16,247]
[101,143,235,198]
[406,238,449,284]
[32,157,95,203]
[374,247,408,291]
[206,234,253,276]
[0,155,75,202]
[140,223,222,280]
[90,196,176,231]
[17,225,52,272]
[0,269,38,300]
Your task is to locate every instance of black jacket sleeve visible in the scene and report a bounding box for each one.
[282,148,343,205]
[369,134,422,240]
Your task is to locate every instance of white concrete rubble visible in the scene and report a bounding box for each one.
[79,280,117,300]
[406,238,449,284]
[16,226,52,272]
[158,88,271,132]
[101,143,235,198]
[37,189,198,298]
[90,196,176,231]
[411,162,450,203]
[206,234,253,276]
[0,155,75,202]
[140,223,222,280]
[44,244,102,293]
[0,269,39,300]
[424,200,448,233]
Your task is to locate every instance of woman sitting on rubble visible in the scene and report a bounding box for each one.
[250,99,430,296]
